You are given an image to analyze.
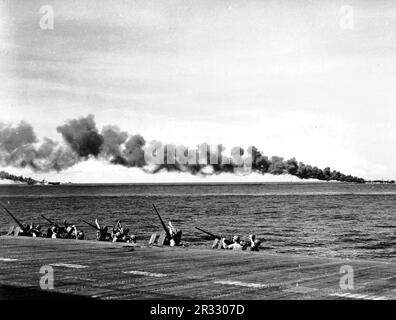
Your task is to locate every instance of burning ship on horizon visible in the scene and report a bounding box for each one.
[0,114,384,185]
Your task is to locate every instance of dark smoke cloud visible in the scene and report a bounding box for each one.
[148,143,365,183]
[0,121,80,172]
[0,121,39,169]
[250,148,365,183]
[0,115,366,184]
[56,114,104,157]
[0,170,39,185]
[100,125,146,167]
[120,134,146,167]
[0,121,37,153]
[100,125,128,160]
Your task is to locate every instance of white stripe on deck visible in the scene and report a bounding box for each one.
[214,280,268,289]
[49,263,88,269]
[329,292,388,300]
[123,270,167,278]
[0,257,18,262]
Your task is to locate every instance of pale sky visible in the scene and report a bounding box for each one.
[1,0,396,181]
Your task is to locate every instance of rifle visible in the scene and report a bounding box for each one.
[0,203,27,232]
[195,227,221,240]
[82,219,100,231]
[152,204,172,239]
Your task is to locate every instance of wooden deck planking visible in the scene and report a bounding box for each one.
[1,236,396,299]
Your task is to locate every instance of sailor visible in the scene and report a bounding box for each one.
[46,226,53,238]
[17,224,28,236]
[24,223,41,237]
[64,220,75,238]
[219,237,231,249]
[71,225,83,240]
[222,235,243,250]
[121,227,130,242]
[249,234,261,251]
[22,223,33,237]
[110,221,135,243]
[67,225,76,238]
[50,226,58,238]
[95,219,111,241]
[111,221,121,240]
[168,221,182,246]
[128,234,137,244]
[112,221,123,242]
[31,224,42,237]
[76,229,85,240]
[112,231,121,242]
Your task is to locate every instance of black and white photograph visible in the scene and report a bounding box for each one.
[1,0,396,312]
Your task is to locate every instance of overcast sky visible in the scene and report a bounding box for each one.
[1,0,396,180]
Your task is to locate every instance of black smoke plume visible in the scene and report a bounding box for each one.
[100,125,128,159]
[56,114,104,157]
[249,147,365,183]
[0,121,79,172]
[0,170,39,185]
[0,115,366,183]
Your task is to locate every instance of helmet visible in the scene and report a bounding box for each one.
[36,225,41,230]
[130,234,136,240]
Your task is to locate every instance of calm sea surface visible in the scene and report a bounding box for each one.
[1,183,396,260]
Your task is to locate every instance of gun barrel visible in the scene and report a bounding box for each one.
[195,227,221,239]
[0,203,26,231]
[82,220,100,231]
[152,204,172,239]
[41,215,60,228]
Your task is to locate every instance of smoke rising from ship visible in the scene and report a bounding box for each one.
[0,115,365,183]
[0,170,39,185]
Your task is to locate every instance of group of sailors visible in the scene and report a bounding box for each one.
[18,221,85,240]
[16,219,135,243]
[95,219,136,243]
[18,223,43,238]
[47,221,85,240]
[14,219,262,251]
[162,221,261,251]
[219,234,261,251]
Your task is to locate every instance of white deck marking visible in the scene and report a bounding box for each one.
[214,280,319,293]
[49,263,88,269]
[214,280,269,288]
[329,292,388,300]
[123,270,167,278]
[0,257,18,262]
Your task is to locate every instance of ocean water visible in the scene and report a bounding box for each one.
[1,182,396,260]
